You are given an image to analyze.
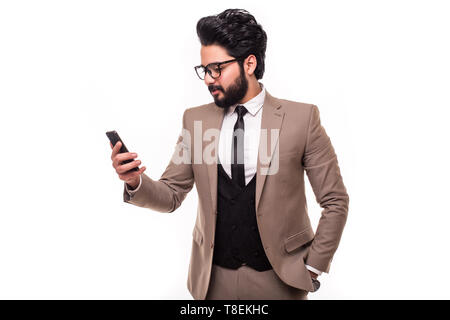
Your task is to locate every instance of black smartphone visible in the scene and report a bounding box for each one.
[106,130,139,172]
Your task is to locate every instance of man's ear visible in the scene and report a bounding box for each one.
[244,54,258,76]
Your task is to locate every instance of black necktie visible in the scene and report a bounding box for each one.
[231,105,248,188]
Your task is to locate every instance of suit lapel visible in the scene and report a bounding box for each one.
[205,90,284,216]
[205,105,225,216]
[255,91,284,212]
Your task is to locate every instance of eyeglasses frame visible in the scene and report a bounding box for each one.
[194,58,244,80]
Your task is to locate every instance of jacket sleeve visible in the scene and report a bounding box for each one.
[123,109,195,213]
[303,104,349,273]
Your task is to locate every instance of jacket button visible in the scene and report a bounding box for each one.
[251,226,257,231]
[254,251,259,257]
[232,224,237,230]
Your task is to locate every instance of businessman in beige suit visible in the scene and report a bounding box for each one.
[110,9,349,300]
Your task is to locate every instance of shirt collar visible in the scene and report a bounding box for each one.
[227,82,266,117]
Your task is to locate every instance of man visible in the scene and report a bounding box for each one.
[109,9,349,300]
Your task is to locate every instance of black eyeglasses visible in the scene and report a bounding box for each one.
[194,58,242,80]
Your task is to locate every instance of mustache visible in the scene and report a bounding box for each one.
[208,85,223,93]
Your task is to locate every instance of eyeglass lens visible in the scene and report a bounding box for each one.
[196,64,220,80]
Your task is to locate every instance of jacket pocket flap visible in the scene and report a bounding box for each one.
[284,226,314,253]
[192,226,203,246]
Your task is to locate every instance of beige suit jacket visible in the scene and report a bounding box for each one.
[123,90,349,299]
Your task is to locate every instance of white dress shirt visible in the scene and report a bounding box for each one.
[125,82,323,276]
[217,83,265,185]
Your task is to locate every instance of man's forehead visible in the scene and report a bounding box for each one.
[200,45,232,65]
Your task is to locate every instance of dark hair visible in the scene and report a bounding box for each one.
[196,9,267,80]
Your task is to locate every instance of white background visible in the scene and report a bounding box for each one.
[1,0,449,299]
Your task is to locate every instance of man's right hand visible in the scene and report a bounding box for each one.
[110,141,146,189]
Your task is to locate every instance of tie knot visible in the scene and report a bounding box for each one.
[235,105,248,118]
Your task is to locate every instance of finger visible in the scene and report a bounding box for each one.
[114,152,137,168]
[112,142,134,165]
[113,152,137,169]
[116,159,141,174]
[111,141,122,159]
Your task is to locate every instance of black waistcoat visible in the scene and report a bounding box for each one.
[212,162,273,271]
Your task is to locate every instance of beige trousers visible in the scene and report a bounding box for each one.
[205,263,308,300]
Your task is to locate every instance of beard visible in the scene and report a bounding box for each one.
[209,65,248,109]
